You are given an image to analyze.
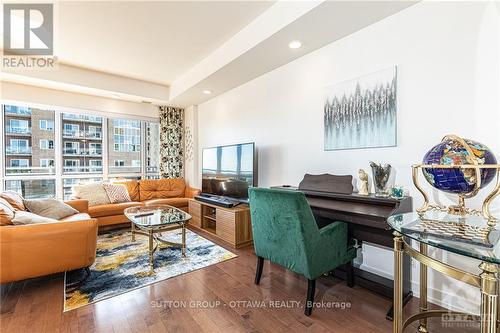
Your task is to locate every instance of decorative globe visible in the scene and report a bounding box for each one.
[422,136,497,195]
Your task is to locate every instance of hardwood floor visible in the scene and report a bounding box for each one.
[0,233,477,333]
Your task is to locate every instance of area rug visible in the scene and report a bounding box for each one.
[64,229,237,311]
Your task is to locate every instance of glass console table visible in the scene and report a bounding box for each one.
[388,212,500,333]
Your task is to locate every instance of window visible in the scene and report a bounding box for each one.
[40,159,55,167]
[39,119,54,131]
[62,113,104,175]
[5,179,56,199]
[10,159,29,167]
[64,123,79,136]
[108,119,142,174]
[2,104,158,198]
[4,106,55,177]
[8,139,30,154]
[8,119,30,134]
[89,143,102,155]
[40,139,54,149]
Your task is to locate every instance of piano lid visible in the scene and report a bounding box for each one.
[298,174,353,195]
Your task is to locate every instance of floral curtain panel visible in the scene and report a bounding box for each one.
[159,106,184,178]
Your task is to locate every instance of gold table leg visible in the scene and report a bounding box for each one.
[149,229,154,272]
[393,232,404,333]
[480,262,498,333]
[419,243,428,333]
[131,222,136,241]
[182,224,186,257]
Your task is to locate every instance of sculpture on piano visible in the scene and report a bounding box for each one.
[358,169,369,195]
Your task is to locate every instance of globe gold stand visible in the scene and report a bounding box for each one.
[412,135,500,224]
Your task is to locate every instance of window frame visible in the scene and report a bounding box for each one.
[1,102,160,198]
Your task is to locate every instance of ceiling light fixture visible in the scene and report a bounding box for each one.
[288,40,302,49]
[203,90,212,95]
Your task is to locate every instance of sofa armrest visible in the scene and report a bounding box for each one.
[65,199,89,213]
[185,186,201,199]
[0,219,98,283]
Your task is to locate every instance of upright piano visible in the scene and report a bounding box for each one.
[274,175,413,320]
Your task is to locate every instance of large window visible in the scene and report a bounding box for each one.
[1,104,160,199]
[62,113,104,174]
[108,119,141,174]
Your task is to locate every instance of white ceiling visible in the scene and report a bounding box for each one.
[57,1,274,85]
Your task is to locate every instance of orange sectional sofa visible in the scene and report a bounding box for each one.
[87,178,200,227]
[0,198,98,283]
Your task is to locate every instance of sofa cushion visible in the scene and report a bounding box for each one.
[73,183,111,207]
[12,211,58,225]
[143,198,189,208]
[59,213,92,222]
[114,181,140,202]
[88,202,143,218]
[103,183,131,203]
[139,178,186,200]
[24,198,79,220]
[0,198,15,226]
[0,191,25,211]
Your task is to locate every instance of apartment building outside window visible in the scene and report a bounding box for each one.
[1,104,160,199]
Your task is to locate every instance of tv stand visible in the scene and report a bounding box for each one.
[188,199,252,248]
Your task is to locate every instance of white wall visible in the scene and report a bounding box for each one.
[194,2,500,314]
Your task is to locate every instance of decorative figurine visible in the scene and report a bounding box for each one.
[358,169,369,195]
[370,161,392,197]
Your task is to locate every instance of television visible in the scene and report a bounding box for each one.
[202,142,256,201]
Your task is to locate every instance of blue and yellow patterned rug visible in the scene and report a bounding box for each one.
[64,229,237,311]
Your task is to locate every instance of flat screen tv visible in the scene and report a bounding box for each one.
[202,142,256,201]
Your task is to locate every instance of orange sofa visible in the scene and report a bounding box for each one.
[0,198,98,284]
[87,178,200,227]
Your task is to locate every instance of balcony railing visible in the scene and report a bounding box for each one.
[6,146,32,155]
[63,130,102,139]
[4,107,31,116]
[109,166,141,174]
[63,114,102,123]
[5,166,55,175]
[63,148,102,156]
[5,126,31,135]
[63,166,103,173]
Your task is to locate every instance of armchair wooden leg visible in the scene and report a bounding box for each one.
[255,256,264,285]
[346,261,355,288]
[305,279,316,316]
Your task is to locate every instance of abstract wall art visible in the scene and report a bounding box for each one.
[324,67,397,150]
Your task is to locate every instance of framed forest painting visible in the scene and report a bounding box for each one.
[324,67,397,150]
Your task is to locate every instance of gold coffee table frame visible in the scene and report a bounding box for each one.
[393,232,498,333]
[125,205,191,272]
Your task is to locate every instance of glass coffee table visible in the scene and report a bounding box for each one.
[124,205,192,271]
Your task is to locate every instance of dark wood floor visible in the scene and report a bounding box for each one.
[0,232,477,333]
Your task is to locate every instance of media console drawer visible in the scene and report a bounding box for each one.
[188,199,252,248]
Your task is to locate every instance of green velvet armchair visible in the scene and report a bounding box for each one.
[248,187,357,316]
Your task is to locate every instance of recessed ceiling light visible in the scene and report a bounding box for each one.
[203,90,212,95]
[288,40,302,49]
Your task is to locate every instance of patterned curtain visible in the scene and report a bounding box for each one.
[159,106,184,178]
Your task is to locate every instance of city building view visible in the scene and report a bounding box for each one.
[2,105,160,199]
